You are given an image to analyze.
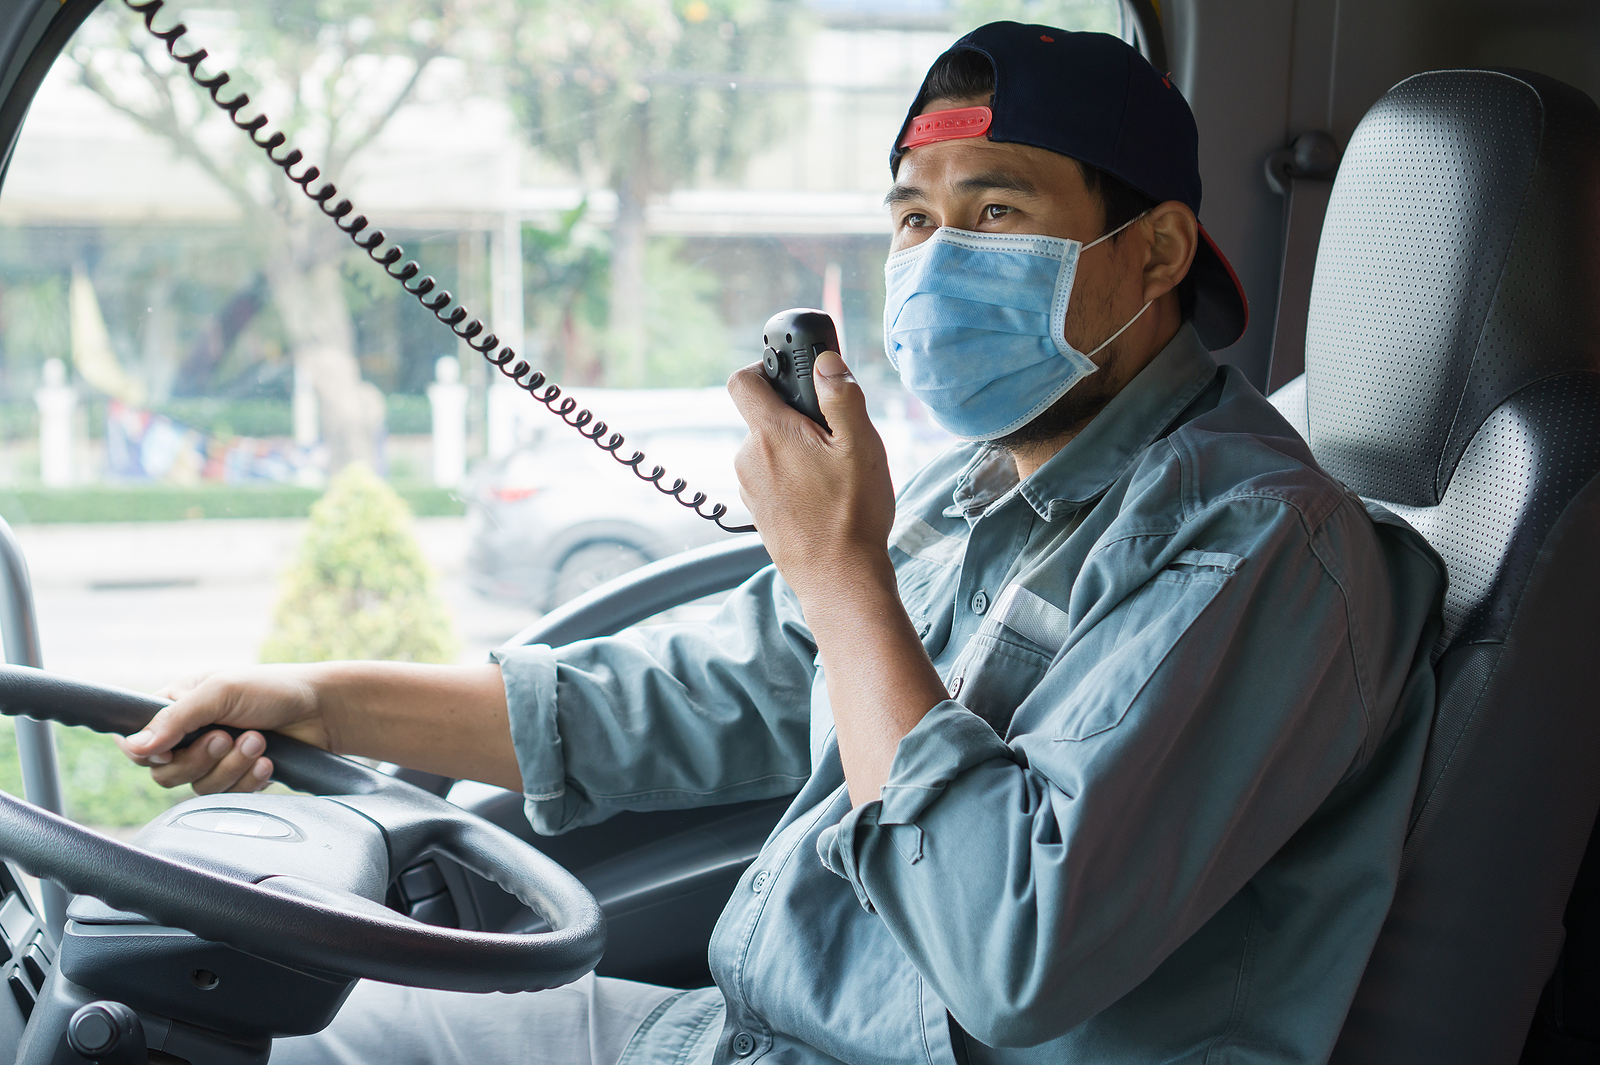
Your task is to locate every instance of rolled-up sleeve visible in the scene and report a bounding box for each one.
[819,701,1016,910]
[816,497,1394,1048]
[493,566,819,835]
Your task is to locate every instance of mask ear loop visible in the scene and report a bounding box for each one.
[1085,300,1153,358]
[1078,208,1155,358]
[1082,208,1151,252]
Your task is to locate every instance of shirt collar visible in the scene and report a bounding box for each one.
[949,322,1219,523]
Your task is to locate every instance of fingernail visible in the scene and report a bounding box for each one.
[253,759,271,779]
[128,729,152,750]
[149,752,171,766]
[207,734,229,757]
[240,733,265,757]
[814,351,855,382]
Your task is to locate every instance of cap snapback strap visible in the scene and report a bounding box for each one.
[898,106,993,151]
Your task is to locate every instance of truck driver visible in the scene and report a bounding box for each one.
[121,22,1444,1065]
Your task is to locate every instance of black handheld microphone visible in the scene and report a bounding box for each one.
[761,308,839,431]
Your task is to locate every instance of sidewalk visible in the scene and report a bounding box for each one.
[9,517,539,694]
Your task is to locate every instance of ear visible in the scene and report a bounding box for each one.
[1140,200,1199,305]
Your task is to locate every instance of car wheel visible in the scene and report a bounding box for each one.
[550,540,654,608]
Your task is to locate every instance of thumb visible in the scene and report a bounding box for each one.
[120,702,189,763]
[812,351,869,437]
[123,690,229,762]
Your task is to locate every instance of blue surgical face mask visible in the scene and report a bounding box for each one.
[882,218,1151,441]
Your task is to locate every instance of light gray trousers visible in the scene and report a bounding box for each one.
[269,974,723,1065]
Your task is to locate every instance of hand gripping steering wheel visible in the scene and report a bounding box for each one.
[0,664,604,994]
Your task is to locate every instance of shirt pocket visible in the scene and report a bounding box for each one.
[944,581,1068,734]
[946,630,1054,734]
[1055,549,1242,742]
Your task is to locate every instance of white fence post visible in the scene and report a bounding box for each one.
[428,356,468,487]
[34,358,76,487]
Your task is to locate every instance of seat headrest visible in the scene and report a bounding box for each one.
[1304,69,1600,507]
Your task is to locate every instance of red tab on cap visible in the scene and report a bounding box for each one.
[898,106,993,151]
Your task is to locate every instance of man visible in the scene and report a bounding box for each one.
[122,23,1444,1065]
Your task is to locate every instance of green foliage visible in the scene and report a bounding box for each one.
[384,393,433,434]
[157,398,293,438]
[0,724,184,828]
[0,403,38,442]
[0,279,70,390]
[0,225,275,404]
[71,0,468,193]
[260,464,459,664]
[505,0,807,382]
[523,204,730,387]
[523,204,612,385]
[507,0,811,191]
[66,0,472,465]
[953,0,1122,34]
[0,484,463,523]
[641,238,731,387]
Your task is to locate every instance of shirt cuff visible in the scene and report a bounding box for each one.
[489,643,570,835]
[817,700,1015,906]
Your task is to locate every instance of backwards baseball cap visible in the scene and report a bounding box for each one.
[890,22,1249,351]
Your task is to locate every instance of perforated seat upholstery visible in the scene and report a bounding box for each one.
[1267,69,1600,1064]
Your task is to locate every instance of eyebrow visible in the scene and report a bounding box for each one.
[883,171,1041,207]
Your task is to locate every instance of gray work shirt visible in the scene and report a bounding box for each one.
[494,323,1445,1065]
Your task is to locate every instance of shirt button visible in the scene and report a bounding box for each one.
[970,589,989,614]
[948,676,964,698]
[750,870,769,894]
[733,1032,756,1056]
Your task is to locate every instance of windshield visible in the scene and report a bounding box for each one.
[0,0,1128,831]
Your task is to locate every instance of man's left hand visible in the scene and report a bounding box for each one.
[728,351,897,599]
[730,352,947,805]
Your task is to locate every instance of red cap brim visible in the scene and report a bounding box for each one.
[1188,223,1250,350]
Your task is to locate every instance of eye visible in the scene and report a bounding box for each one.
[901,211,931,229]
[982,204,1014,221]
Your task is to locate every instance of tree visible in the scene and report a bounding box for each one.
[521,201,729,387]
[955,0,1120,33]
[522,202,611,386]
[505,0,808,385]
[66,0,473,472]
[260,463,458,664]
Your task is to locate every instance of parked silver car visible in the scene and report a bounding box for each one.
[466,391,751,611]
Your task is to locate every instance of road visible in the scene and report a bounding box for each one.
[9,517,542,695]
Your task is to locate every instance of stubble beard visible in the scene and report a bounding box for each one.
[994,329,1127,455]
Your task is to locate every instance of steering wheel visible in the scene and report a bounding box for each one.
[0,664,604,994]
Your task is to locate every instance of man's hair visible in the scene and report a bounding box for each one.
[916,46,1197,320]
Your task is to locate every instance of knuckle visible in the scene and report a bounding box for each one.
[209,675,241,707]
[213,751,246,777]
[195,766,237,795]
[177,749,218,775]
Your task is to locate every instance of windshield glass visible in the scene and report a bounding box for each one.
[0,0,1127,830]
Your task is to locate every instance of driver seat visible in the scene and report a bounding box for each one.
[1266,69,1600,1063]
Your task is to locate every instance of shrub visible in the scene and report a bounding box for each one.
[259,464,458,664]
[0,485,463,524]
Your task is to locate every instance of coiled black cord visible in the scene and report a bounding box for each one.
[121,0,756,534]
